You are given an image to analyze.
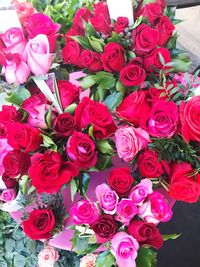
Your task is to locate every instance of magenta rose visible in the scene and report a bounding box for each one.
[53,113,76,137]
[115,199,138,226]
[115,126,150,162]
[129,179,153,205]
[0,189,16,202]
[62,40,82,67]
[0,139,12,176]
[101,43,126,72]
[69,199,99,225]
[111,232,139,267]
[147,100,179,138]
[156,16,175,46]
[114,17,129,33]
[81,50,103,72]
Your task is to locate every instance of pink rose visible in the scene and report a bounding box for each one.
[115,126,150,162]
[129,179,153,205]
[0,189,16,202]
[95,183,119,215]
[23,34,53,76]
[138,191,173,224]
[69,199,99,225]
[38,245,59,267]
[80,254,98,267]
[22,93,51,128]
[3,53,30,84]
[1,27,27,54]
[111,232,139,267]
[12,1,35,24]
[115,199,138,226]
[0,139,12,176]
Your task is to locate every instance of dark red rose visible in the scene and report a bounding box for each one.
[120,58,146,86]
[128,220,163,249]
[108,168,134,197]
[66,131,97,168]
[114,17,129,33]
[91,214,117,243]
[155,16,175,46]
[138,150,167,178]
[23,209,55,240]
[169,162,200,203]
[143,47,171,73]
[137,3,162,25]
[53,113,76,137]
[116,90,150,127]
[28,151,74,193]
[62,40,82,67]
[3,150,31,178]
[90,2,111,35]
[58,80,80,109]
[73,7,92,31]
[75,97,116,139]
[7,122,42,152]
[132,24,159,56]
[101,43,126,72]
[81,50,103,72]
[2,173,18,188]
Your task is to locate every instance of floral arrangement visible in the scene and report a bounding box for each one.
[0,0,200,266]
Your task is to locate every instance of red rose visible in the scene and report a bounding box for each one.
[3,150,31,178]
[7,122,42,152]
[58,80,80,109]
[180,96,200,142]
[132,24,159,56]
[128,220,163,249]
[62,40,82,67]
[81,50,103,72]
[90,2,111,35]
[116,90,150,127]
[23,209,55,240]
[53,113,76,137]
[91,214,117,243]
[66,131,97,168]
[114,17,129,33]
[2,173,18,189]
[169,162,200,203]
[155,16,175,46]
[75,97,116,139]
[120,58,146,86]
[138,150,167,178]
[101,43,126,72]
[28,151,74,193]
[73,8,92,31]
[147,87,168,103]
[65,25,84,42]
[137,3,162,25]
[108,168,134,197]
[143,47,171,73]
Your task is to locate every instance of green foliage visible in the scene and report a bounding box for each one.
[96,250,116,267]
[136,248,157,267]
[5,86,31,106]
[162,233,181,241]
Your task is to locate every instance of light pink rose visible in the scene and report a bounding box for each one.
[138,191,173,224]
[115,199,138,226]
[38,245,59,267]
[3,53,30,84]
[174,73,200,91]
[115,126,150,162]
[129,179,153,206]
[23,34,53,76]
[80,254,98,267]
[69,199,99,225]
[95,183,119,215]
[22,93,51,128]
[0,139,12,176]
[0,189,16,202]
[1,27,27,55]
[111,232,139,267]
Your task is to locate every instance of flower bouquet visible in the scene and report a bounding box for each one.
[0,0,200,266]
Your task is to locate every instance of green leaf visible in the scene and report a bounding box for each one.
[131,15,143,29]
[64,103,77,114]
[12,229,24,241]
[0,257,7,267]
[136,248,157,267]
[166,59,191,73]
[70,179,78,202]
[80,75,96,89]
[107,32,122,43]
[88,36,104,53]
[5,86,31,106]
[14,254,26,267]
[45,105,52,128]
[79,172,90,196]
[5,239,15,252]
[96,153,113,171]
[41,134,57,151]
[15,240,24,253]
[116,80,126,95]
[96,140,113,155]
[94,72,116,91]
[163,233,181,241]
[127,51,136,59]
[105,92,123,110]
[88,125,94,139]
[96,251,115,267]
[70,36,92,50]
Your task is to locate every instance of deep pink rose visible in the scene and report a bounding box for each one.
[129,179,153,205]
[69,199,99,225]
[23,34,53,76]
[81,50,103,72]
[111,232,139,267]
[0,139,12,176]
[62,40,82,67]
[114,17,129,33]
[147,101,179,138]
[115,199,138,225]
[115,126,150,162]
[156,16,175,46]
[0,189,16,202]
[73,8,92,31]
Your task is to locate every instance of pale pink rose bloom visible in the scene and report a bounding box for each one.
[95,183,119,215]
[0,189,16,202]
[115,126,150,162]
[1,27,27,55]
[23,34,53,76]
[138,191,173,224]
[0,139,12,176]
[115,199,138,226]
[111,232,139,267]
[80,254,98,267]
[3,53,30,84]
[38,245,59,267]
[129,179,153,206]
